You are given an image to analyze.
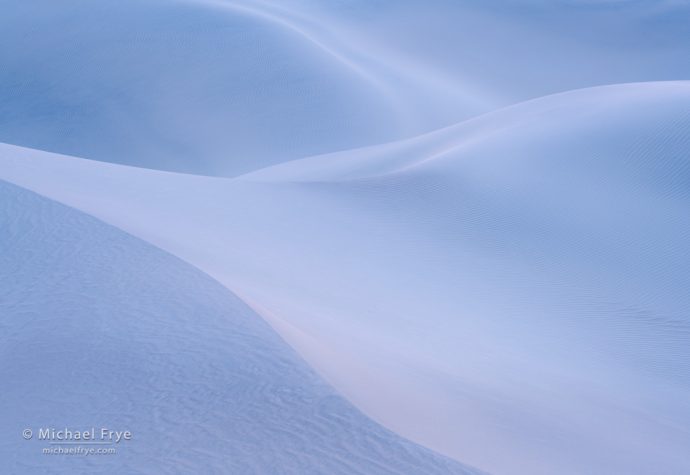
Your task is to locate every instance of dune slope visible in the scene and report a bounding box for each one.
[1,81,689,474]
[0,180,480,475]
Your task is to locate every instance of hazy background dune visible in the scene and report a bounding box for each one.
[2,0,690,175]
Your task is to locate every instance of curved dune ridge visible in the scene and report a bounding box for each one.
[1,81,689,474]
[244,81,690,184]
[0,181,481,475]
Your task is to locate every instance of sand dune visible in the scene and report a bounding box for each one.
[2,81,689,474]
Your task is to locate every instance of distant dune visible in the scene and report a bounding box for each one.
[2,0,689,176]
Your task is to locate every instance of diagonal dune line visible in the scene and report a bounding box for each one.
[0,179,483,474]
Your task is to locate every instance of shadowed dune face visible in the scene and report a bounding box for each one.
[0,0,408,176]
[1,82,690,474]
